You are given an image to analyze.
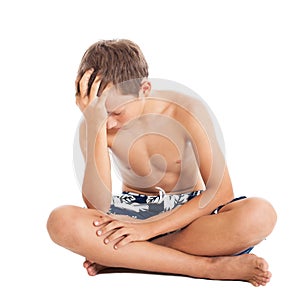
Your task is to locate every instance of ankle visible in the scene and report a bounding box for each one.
[189,256,213,279]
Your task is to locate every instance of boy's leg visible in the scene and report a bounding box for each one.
[47,205,271,286]
[152,197,277,256]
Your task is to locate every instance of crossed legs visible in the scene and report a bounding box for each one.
[47,197,276,286]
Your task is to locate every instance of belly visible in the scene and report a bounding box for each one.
[110,128,204,194]
[112,149,204,194]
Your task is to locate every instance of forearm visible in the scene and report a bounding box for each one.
[75,69,113,211]
[148,175,234,237]
[147,194,209,236]
[82,121,112,212]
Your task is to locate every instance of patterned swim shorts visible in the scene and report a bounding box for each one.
[108,188,203,220]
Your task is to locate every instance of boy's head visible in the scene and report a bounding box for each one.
[77,39,149,97]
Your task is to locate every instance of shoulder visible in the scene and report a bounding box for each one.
[151,89,209,114]
[151,90,212,129]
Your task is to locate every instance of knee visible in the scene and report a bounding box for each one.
[244,197,277,238]
[46,205,79,247]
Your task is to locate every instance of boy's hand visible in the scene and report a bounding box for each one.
[75,69,112,124]
[75,69,101,112]
[93,216,155,249]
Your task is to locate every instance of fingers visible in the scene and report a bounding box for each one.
[112,236,133,250]
[95,219,123,236]
[102,228,133,250]
[101,82,114,95]
[75,69,94,110]
[93,216,112,232]
[75,69,101,109]
[103,228,130,245]
[75,69,114,113]
[89,74,102,101]
[93,218,133,249]
[76,68,94,97]
[76,69,105,99]
[96,81,114,105]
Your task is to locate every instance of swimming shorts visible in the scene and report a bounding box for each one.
[108,190,253,255]
[108,188,203,220]
[212,195,248,214]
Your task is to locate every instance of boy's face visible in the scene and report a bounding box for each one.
[105,87,143,130]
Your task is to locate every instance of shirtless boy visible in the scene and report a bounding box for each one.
[47,39,277,287]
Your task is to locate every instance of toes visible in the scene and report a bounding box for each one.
[252,272,271,287]
[265,271,272,279]
[83,259,106,276]
[249,256,271,287]
[83,260,93,269]
[255,257,269,272]
[87,264,98,276]
[83,260,99,276]
[249,279,260,287]
[256,276,269,286]
[87,263,106,276]
[261,271,272,284]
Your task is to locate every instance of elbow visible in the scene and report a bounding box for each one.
[82,193,96,209]
[224,187,234,202]
[81,189,112,212]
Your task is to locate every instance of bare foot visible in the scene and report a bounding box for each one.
[83,260,107,276]
[207,254,272,287]
[83,254,271,286]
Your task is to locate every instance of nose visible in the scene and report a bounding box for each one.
[107,116,118,129]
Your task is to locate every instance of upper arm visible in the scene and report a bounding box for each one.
[181,98,234,204]
[79,119,87,162]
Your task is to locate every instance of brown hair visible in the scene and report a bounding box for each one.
[77,39,149,96]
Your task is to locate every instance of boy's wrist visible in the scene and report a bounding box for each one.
[147,219,174,238]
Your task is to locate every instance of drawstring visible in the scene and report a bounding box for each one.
[155,186,166,201]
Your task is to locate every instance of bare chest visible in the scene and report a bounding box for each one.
[107,115,197,189]
[123,134,185,174]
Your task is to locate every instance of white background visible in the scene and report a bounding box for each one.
[0,0,299,299]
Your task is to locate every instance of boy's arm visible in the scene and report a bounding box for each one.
[94,130,233,247]
[76,69,112,212]
[94,98,235,247]
[144,100,234,234]
[145,166,233,237]
[79,120,112,211]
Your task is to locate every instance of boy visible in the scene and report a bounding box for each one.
[47,39,277,286]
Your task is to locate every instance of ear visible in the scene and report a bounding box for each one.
[139,80,151,98]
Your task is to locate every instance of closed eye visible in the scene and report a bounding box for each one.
[107,108,124,115]
[112,109,124,116]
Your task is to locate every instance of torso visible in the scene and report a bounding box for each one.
[107,92,205,195]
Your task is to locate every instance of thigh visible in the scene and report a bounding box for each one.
[152,198,265,256]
